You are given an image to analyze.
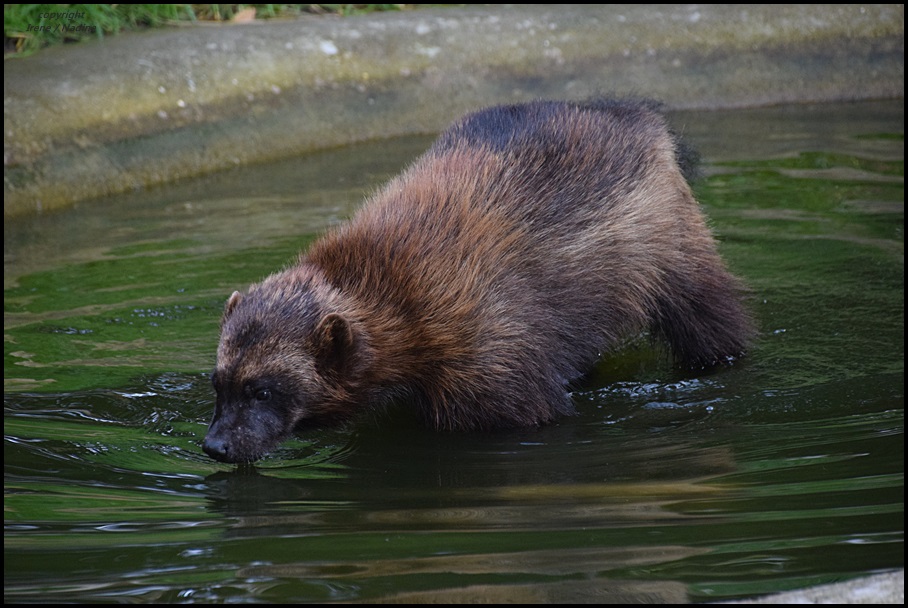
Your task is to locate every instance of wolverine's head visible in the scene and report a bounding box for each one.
[203,267,365,463]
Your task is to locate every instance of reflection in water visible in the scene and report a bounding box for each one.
[3,101,904,603]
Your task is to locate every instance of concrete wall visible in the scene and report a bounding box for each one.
[3,4,904,217]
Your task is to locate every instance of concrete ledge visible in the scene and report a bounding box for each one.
[3,4,903,217]
[722,569,904,604]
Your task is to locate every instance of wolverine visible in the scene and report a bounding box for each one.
[203,99,754,463]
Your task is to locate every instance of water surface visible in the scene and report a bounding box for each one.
[4,100,903,603]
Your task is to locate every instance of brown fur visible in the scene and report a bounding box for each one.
[203,99,754,463]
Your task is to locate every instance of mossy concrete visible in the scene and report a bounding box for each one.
[3,4,904,217]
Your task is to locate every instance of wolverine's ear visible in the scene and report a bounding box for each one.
[223,291,243,324]
[311,312,355,374]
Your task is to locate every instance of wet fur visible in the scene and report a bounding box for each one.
[204,99,754,463]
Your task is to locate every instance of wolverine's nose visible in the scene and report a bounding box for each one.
[202,434,231,462]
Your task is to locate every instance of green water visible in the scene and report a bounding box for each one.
[4,100,903,603]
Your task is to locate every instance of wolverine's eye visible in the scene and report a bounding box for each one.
[254,388,272,402]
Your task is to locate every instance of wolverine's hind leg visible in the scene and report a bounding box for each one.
[650,264,754,369]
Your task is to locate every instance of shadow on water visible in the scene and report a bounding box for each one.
[4,100,903,603]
